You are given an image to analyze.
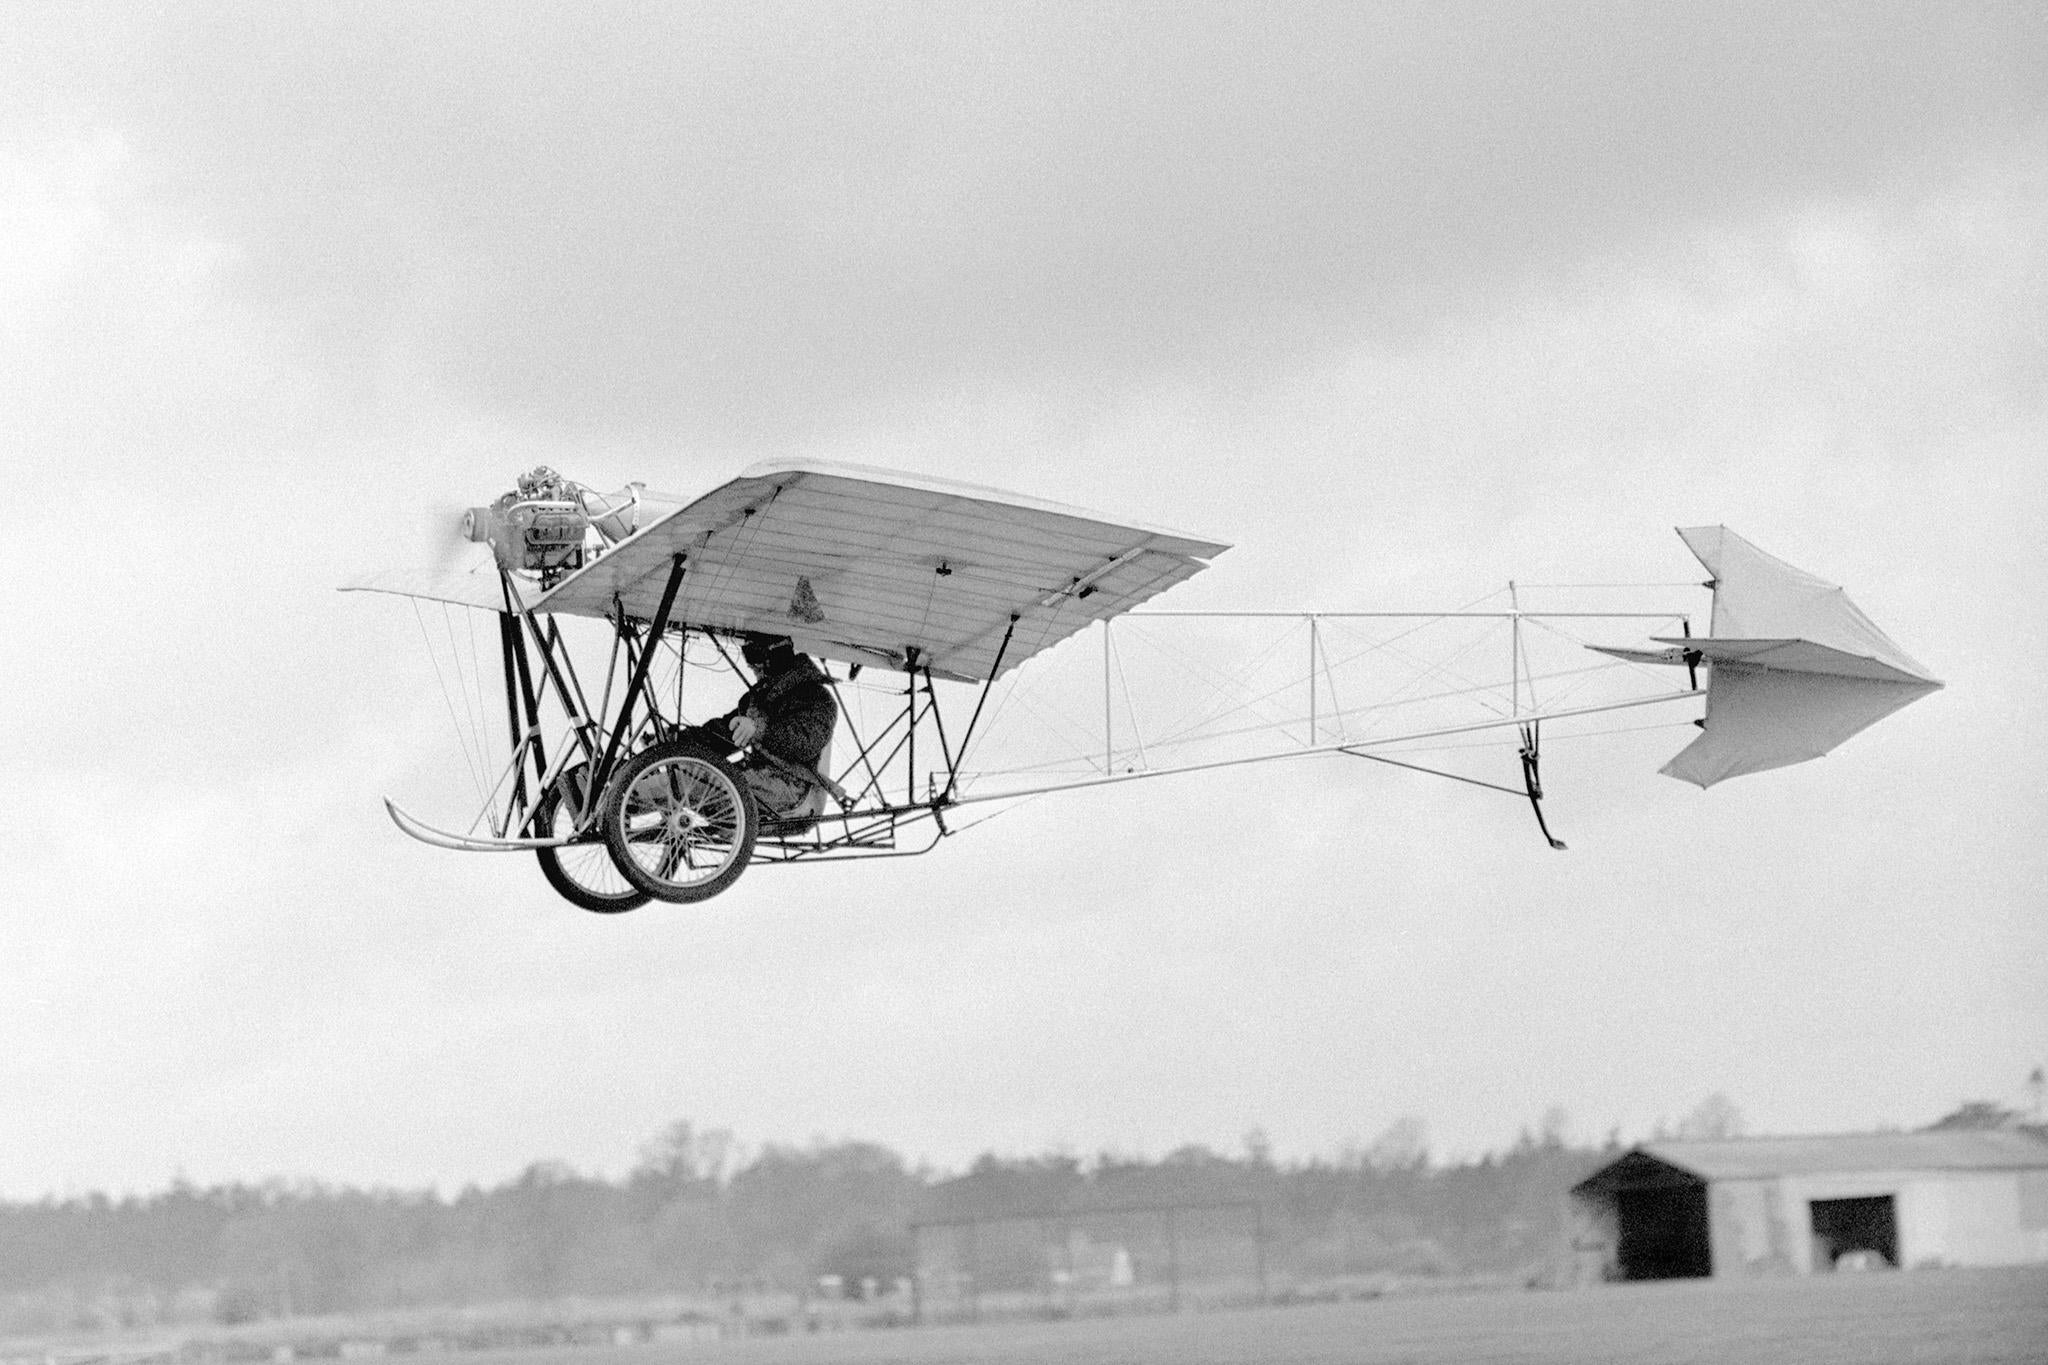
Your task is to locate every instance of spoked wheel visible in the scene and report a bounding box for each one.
[602,738,757,903]
[533,768,651,915]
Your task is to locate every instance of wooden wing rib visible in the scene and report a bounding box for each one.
[536,460,1230,681]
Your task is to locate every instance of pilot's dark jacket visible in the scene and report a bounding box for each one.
[729,653,837,772]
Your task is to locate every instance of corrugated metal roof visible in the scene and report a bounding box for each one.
[1578,1131,2048,1189]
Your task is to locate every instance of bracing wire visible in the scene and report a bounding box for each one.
[1522,612,1691,711]
[467,604,493,762]
[958,651,1667,784]
[1108,624,1150,769]
[413,600,488,802]
[945,792,1047,835]
[1135,586,1520,750]
[981,686,1116,775]
[688,485,781,625]
[950,594,1076,760]
[1358,714,1700,759]
[1130,616,1310,750]
[1090,615,1304,758]
[1344,618,1513,738]
[457,604,501,810]
[1514,588,1540,715]
[441,602,489,768]
[1316,621,1349,743]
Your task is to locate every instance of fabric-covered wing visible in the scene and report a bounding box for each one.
[1677,525,1938,680]
[1606,526,1942,788]
[1650,636,1934,684]
[536,460,1229,682]
[1658,663,1937,788]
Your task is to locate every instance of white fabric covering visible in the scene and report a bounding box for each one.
[345,460,1229,682]
[1656,527,1941,787]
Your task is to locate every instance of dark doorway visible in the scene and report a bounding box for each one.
[1809,1195,1897,1270]
[1614,1183,1712,1279]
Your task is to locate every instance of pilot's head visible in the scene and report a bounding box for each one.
[740,631,795,675]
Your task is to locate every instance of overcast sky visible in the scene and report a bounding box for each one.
[4,2,2044,1198]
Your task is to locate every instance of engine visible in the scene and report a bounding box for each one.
[464,467,643,587]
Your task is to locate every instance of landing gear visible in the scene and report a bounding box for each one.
[533,768,651,914]
[1519,723,1567,852]
[602,737,758,903]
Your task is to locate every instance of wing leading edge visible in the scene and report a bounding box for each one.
[534,460,1231,682]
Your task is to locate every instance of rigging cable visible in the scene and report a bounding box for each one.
[412,600,489,806]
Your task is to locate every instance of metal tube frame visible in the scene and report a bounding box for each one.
[434,595,1702,863]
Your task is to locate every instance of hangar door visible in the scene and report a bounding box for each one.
[1572,1154,1720,1285]
[1809,1195,1897,1269]
[1615,1182,1712,1279]
[1572,1153,1714,1280]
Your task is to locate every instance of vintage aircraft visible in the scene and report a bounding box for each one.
[344,462,1941,910]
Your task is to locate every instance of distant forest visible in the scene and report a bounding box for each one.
[10,1097,2024,1336]
[0,1118,1612,1334]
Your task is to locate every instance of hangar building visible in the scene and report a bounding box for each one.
[1570,1130,2048,1280]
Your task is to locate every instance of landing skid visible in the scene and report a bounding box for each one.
[384,798,575,853]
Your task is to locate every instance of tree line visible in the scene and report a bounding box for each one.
[1,1119,1621,1333]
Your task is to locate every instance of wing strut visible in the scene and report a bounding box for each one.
[590,552,688,793]
[1518,722,1568,851]
[944,612,1021,802]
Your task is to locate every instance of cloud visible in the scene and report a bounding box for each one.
[2,3,2044,1195]
[14,2,2044,441]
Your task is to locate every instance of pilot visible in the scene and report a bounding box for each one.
[720,633,839,820]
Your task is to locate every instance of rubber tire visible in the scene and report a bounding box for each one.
[601,737,757,904]
[533,774,651,915]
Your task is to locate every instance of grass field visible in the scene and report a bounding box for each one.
[463,1268,2047,1365]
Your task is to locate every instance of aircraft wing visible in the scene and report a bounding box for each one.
[1645,636,1936,684]
[533,459,1230,682]
[1600,526,1942,788]
[1586,643,1690,667]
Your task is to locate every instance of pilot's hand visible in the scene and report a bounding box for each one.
[728,714,760,746]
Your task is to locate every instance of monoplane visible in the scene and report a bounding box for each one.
[344,462,1941,910]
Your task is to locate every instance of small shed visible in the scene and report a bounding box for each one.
[1570,1130,2048,1280]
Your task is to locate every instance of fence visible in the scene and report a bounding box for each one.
[909,1199,1266,1324]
